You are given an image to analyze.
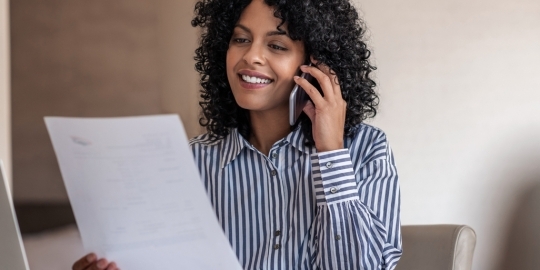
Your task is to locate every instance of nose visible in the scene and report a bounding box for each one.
[242,42,265,66]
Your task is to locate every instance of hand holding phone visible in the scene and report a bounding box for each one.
[291,63,346,152]
[289,65,321,126]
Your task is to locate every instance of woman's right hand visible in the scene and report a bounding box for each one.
[72,253,119,270]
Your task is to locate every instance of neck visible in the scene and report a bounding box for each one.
[248,109,290,156]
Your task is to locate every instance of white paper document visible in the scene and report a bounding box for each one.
[45,115,242,270]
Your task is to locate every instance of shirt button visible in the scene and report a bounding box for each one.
[330,187,339,194]
[335,235,341,241]
[274,244,281,250]
[275,230,281,236]
[326,162,333,168]
[271,170,277,176]
[271,153,278,159]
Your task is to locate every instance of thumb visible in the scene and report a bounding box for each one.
[303,100,316,122]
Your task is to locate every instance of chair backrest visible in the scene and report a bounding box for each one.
[396,224,476,270]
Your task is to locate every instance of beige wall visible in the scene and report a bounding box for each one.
[157,0,202,138]
[0,0,10,188]
[357,0,540,269]
[11,0,201,202]
[11,0,539,268]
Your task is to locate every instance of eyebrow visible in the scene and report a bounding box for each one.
[234,24,288,37]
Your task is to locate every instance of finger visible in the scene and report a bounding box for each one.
[293,75,325,107]
[89,258,109,270]
[319,66,342,99]
[315,64,342,100]
[300,65,336,101]
[309,57,342,97]
[310,56,339,85]
[105,262,119,270]
[73,253,97,270]
[302,100,316,122]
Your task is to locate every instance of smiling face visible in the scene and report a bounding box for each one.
[226,0,305,116]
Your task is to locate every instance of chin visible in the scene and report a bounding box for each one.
[234,99,266,111]
[230,85,290,113]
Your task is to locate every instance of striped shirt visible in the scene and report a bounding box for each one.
[189,124,402,269]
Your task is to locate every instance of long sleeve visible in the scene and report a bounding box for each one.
[191,125,400,270]
[310,141,402,269]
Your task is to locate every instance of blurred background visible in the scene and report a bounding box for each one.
[0,0,539,269]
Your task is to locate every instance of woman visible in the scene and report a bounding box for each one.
[73,0,402,269]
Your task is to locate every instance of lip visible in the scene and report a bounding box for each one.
[237,69,274,90]
[238,78,271,90]
[238,69,273,81]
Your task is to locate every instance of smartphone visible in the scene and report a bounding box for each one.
[289,72,311,126]
[289,66,321,126]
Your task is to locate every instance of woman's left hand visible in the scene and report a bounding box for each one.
[293,62,346,152]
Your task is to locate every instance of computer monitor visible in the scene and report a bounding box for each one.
[0,160,30,270]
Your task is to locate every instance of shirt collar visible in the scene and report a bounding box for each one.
[220,125,311,169]
[283,124,311,155]
[220,128,251,169]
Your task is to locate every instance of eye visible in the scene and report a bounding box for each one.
[269,44,287,51]
[232,38,250,44]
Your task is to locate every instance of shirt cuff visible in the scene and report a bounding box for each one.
[311,149,360,205]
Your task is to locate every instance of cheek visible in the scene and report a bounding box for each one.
[276,59,303,88]
[226,50,241,88]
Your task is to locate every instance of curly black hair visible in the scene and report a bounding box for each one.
[191,0,378,144]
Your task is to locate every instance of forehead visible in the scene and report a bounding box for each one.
[236,0,286,32]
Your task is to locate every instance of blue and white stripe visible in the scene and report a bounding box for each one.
[189,124,402,269]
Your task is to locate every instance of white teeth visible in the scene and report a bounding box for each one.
[241,75,271,84]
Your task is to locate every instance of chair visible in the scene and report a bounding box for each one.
[396,224,476,270]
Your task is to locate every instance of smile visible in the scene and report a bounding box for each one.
[241,75,273,84]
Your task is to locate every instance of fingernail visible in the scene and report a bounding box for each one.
[293,75,300,80]
[86,254,96,262]
[300,65,308,69]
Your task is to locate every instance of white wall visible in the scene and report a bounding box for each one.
[0,0,10,188]
[357,0,540,269]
